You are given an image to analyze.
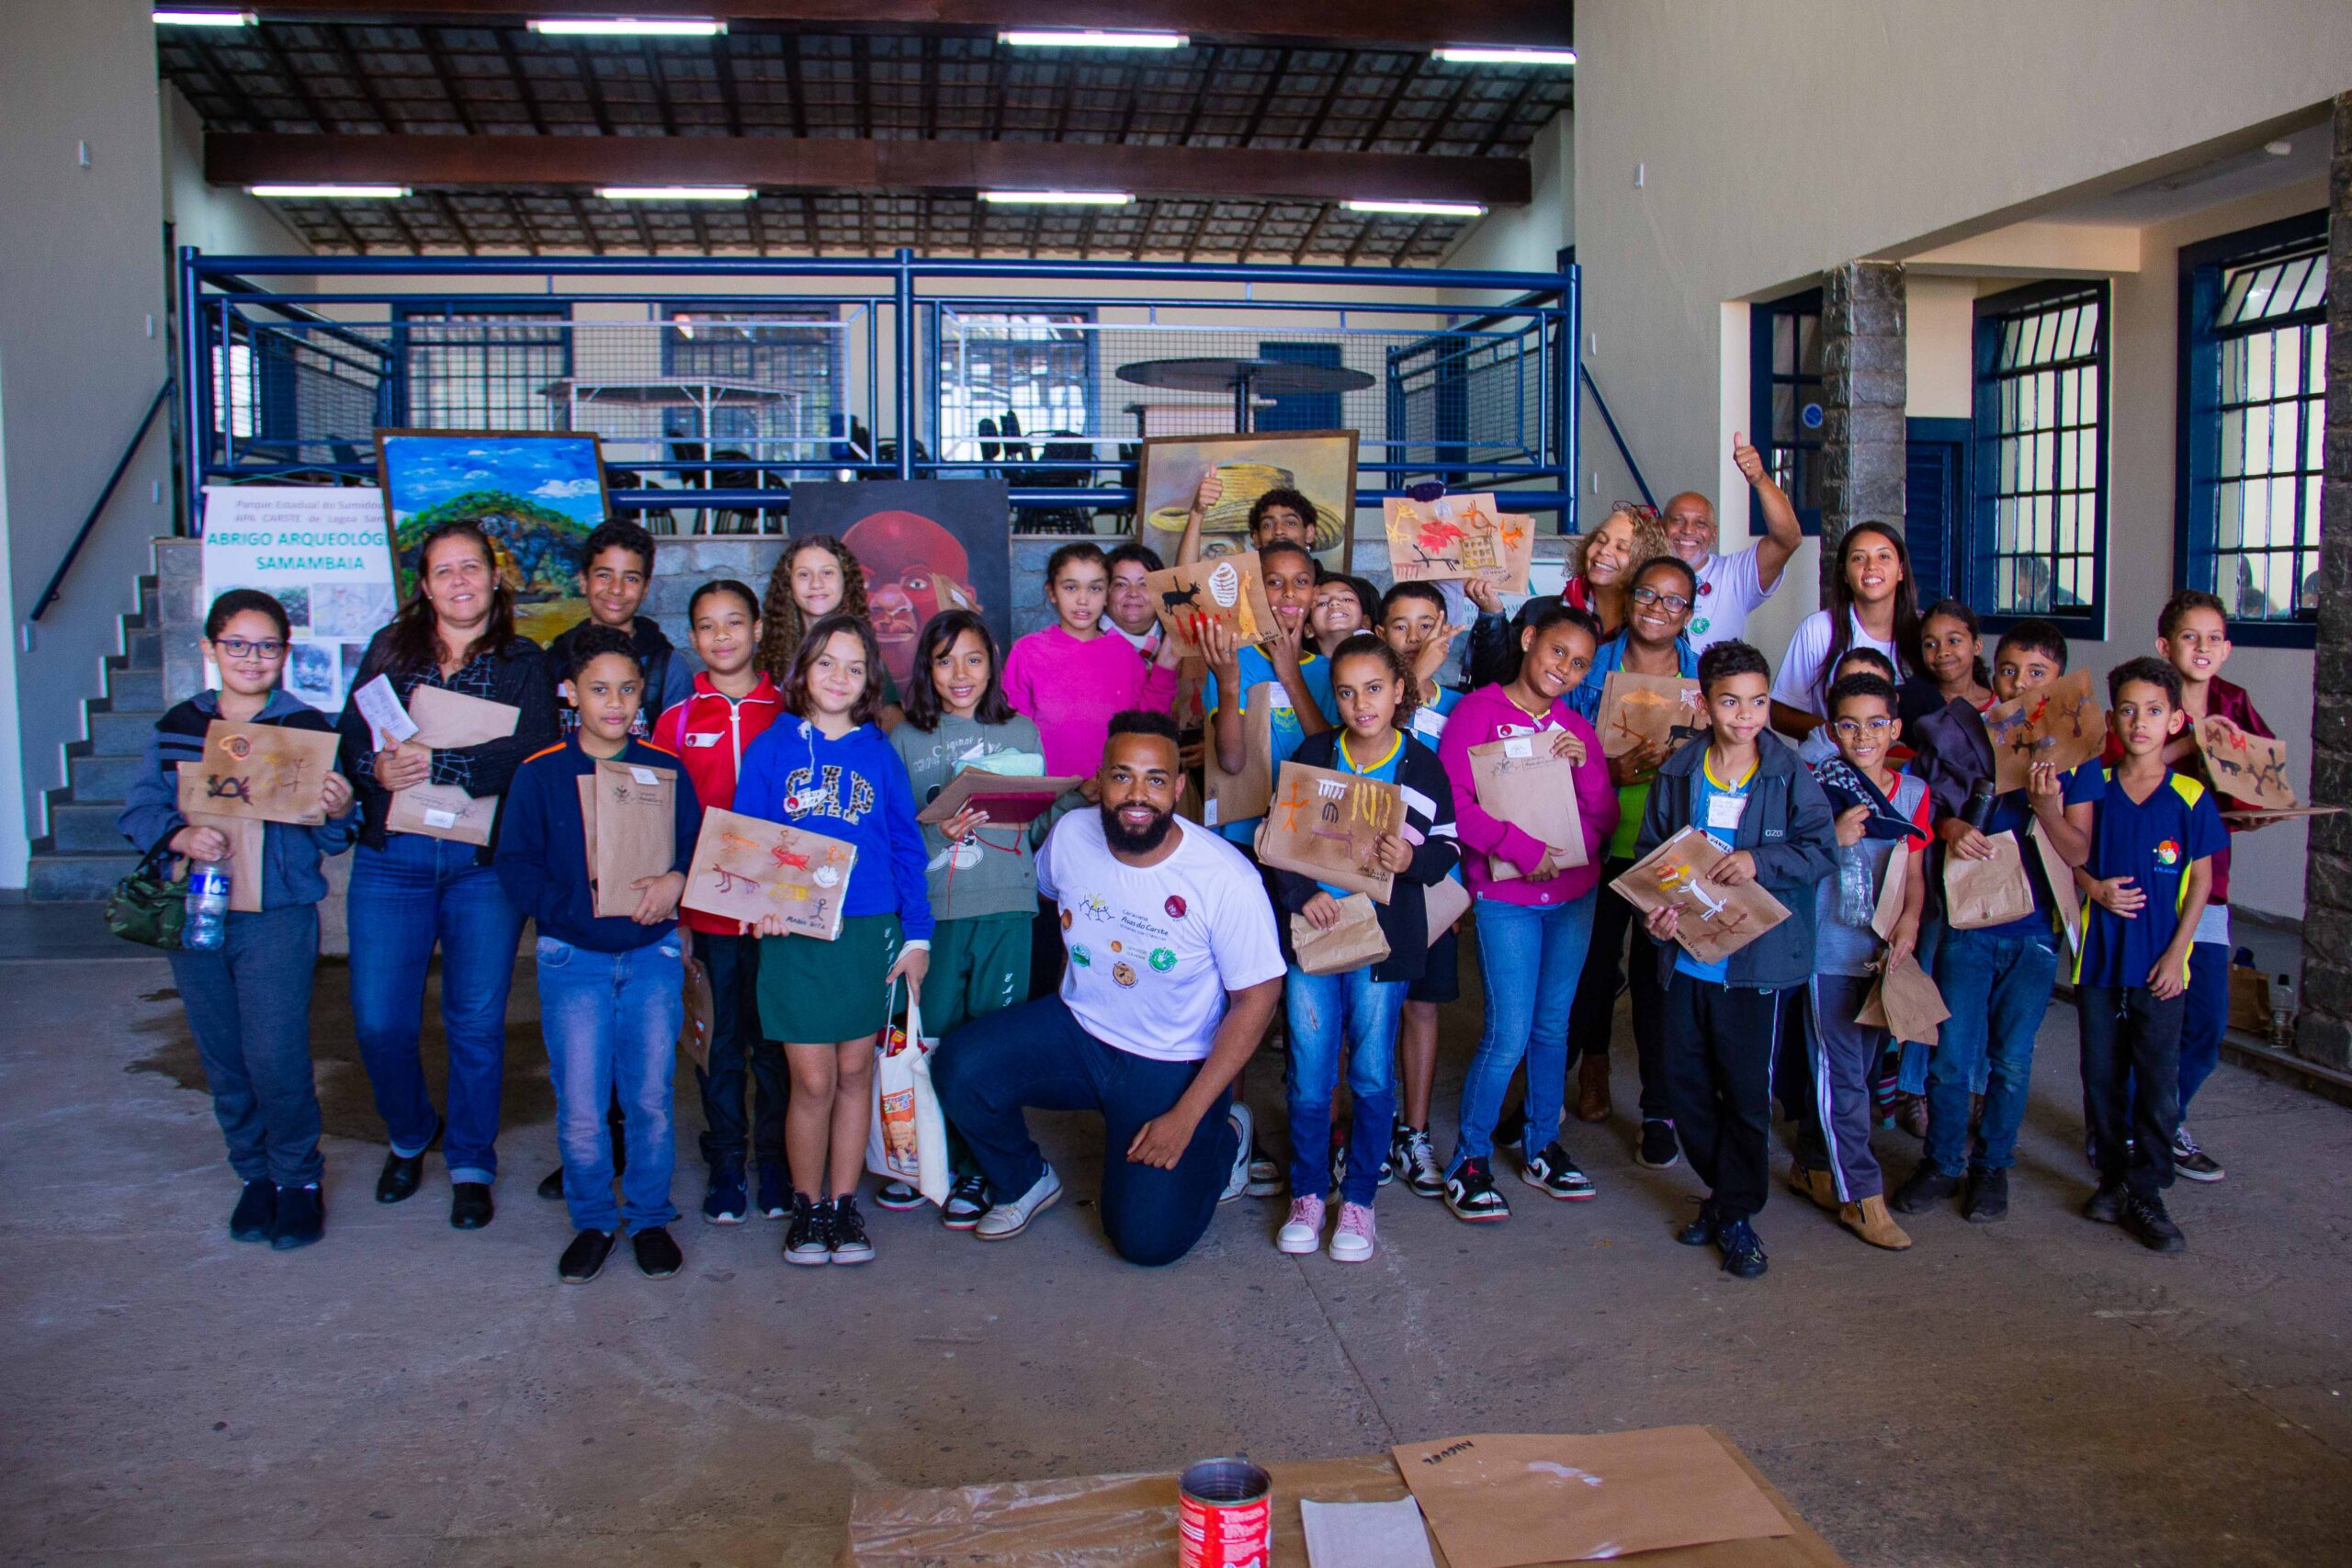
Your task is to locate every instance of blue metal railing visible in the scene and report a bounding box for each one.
[34,382,172,623]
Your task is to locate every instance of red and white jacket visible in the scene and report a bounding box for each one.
[651,672,786,935]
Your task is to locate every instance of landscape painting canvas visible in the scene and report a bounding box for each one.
[375,431,609,644]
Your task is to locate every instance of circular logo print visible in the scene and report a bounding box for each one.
[1060,908,1074,931]
[1112,961,1137,988]
[2154,839,2182,868]
[1164,895,1187,919]
[1109,940,1124,953]
[1070,943,1091,967]
[1148,947,1176,973]
[224,736,252,760]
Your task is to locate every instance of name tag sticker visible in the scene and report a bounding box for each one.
[1266,689,1294,713]
[684,733,720,749]
[628,766,659,786]
[1706,794,1747,833]
[1504,737,1534,759]
[423,807,458,830]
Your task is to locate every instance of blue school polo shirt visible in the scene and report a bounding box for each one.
[1674,750,1756,986]
[2075,767,2226,991]
[1203,646,1334,845]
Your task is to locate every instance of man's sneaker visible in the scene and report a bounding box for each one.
[2082,1181,2125,1224]
[755,1160,789,1221]
[559,1228,615,1284]
[702,1160,749,1224]
[975,1165,1062,1241]
[2172,1126,2225,1182]
[269,1184,324,1251]
[1717,1217,1770,1280]
[828,1196,876,1264]
[2120,1191,2186,1254]
[1443,1156,1510,1223]
[632,1225,684,1279]
[1276,1195,1326,1254]
[1891,1161,1962,1215]
[873,1179,925,1212]
[1675,1200,1720,1247]
[1520,1141,1598,1201]
[1636,1118,1681,1169]
[229,1178,277,1243]
[1392,1122,1444,1199]
[1962,1168,2009,1224]
[941,1173,989,1231]
[1226,1105,1265,1201]
[783,1194,833,1265]
[1329,1201,1376,1263]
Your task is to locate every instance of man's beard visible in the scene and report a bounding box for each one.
[1100,800,1174,855]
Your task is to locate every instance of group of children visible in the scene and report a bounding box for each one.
[132,492,2270,1279]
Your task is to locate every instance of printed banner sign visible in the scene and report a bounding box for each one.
[199,486,399,717]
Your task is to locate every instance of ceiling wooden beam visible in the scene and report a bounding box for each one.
[209,131,1530,205]
[242,3,1571,51]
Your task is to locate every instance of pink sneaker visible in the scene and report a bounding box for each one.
[1276,1194,1326,1254]
[1329,1201,1376,1263]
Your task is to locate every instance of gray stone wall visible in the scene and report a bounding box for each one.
[1818,260,1909,595]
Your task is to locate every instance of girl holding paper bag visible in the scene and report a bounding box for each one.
[120,590,357,1251]
[335,520,560,1234]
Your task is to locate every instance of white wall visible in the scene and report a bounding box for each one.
[0,0,174,885]
[163,84,312,263]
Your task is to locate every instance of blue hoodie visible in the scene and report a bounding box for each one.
[494,736,704,953]
[732,716,934,942]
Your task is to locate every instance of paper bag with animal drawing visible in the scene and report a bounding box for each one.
[1142,553,1277,658]
[1254,760,1403,904]
[1468,731,1587,882]
[2193,714,2297,811]
[1595,671,1706,760]
[174,764,264,911]
[1383,492,1532,592]
[1983,669,2102,793]
[682,806,859,941]
[175,720,341,827]
[1609,825,1791,966]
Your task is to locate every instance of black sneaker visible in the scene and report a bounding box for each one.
[559,1228,615,1284]
[1636,1118,1681,1169]
[874,1179,925,1212]
[783,1193,832,1266]
[632,1225,684,1279]
[2171,1126,2224,1183]
[1962,1168,2009,1224]
[755,1160,789,1220]
[536,1166,565,1202]
[269,1184,324,1251]
[1717,1217,1770,1279]
[829,1195,876,1265]
[1391,1122,1444,1199]
[2082,1181,2125,1224]
[230,1178,277,1243]
[941,1172,989,1231]
[702,1160,748,1224]
[1675,1200,1720,1247]
[1493,1104,1529,1150]
[2120,1191,2186,1254]
[1520,1140,1598,1201]
[1891,1161,1962,1215]
[1443,1156,1510,1223]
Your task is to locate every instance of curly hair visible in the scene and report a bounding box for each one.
[1573,504,1673,585]
[758,535,869,684]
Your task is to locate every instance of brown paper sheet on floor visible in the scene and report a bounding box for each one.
[1469,733,1586,883]
[1595,671,1705,760]
[1290,891,1391,976]
[1144,552,1277,658]
[680,806,857,940]
[1204,682,1276,829]
[2193,714,2297,811]
[1942,829,2035,930]
[386,782,497,845]
[175,721,340,826]
[1609,827,1790,966]
[1857,953,1951,1045]
[1256,760,1403,903]
[838,1429,1846,1567]
[406,683,522,750]
[1982,669,2102,793]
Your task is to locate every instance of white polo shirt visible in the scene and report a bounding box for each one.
[1686,546,1779,654]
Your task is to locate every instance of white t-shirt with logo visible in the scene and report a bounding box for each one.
[1035,808,1284,1064]
[1687,546,1779,654]
[1770,608,1906,717]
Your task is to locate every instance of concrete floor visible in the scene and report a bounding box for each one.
[5,905,2350,1567]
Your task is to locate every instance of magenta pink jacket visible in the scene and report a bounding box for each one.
[1435,683,1620,907]
[1001,624,1179,778]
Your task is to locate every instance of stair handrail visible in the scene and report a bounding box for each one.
[1578,363,1656,512]
[32,381,172,624]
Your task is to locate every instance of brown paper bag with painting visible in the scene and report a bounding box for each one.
[1289,892,1392,977]
[1983,669,2103,793]
[406,683,521,750]
[1255,760,1402,903]
[585,759,678,919]
[1384,493,1534,592]
[175,766,264,910]
[1942,829,2036,930]
[681,806,858,940]
[1609,826,1790,966]
[1857,953,1950,1045]
[175,721,340,827]
[2193,714,2297,811]
[387,782,497,846]
[1596,671,1706,760]
[1143,552,1277,658]
[1470,732,1587,882]
[1202,682,1275,830]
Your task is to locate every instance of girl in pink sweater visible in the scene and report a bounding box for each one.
[1001,542,1179,777]
[1434,603,1620,1224]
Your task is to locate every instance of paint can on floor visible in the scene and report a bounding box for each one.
[1178,1456,1272,1568]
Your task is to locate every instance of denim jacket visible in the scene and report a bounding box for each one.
[119,689,359,908]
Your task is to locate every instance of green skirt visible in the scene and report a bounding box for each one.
[757,912,903,1043]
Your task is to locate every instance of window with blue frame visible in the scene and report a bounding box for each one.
[1748,288,1825,535]
[661,305,842,464]
[1969,280,2108,633]
[2177,211,2328,645]
[934,310,1095,465]
[396,303,570,430]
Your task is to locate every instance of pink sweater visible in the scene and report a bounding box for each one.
[1436,683,1620,907]
[1001,624,1179,777]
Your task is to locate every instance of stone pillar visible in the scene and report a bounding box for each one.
[1818,260,1909,596]
[2294,91,2352,1074]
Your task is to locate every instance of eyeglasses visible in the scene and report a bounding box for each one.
[1630,585,1692,614]
[1611,501,1660,521]
[1832,716,1894,739]
[213,637,288,660]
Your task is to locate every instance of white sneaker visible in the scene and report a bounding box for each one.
[973,1164,1062,1241]
[1276,1194,1326,1253]
[1329,1201,1376,1263]
[1221,1104,1256,1202]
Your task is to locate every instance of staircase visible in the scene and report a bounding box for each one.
[28,578,164,900]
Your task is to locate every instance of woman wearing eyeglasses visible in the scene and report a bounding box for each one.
[1561,556,1702,1158]
[118,590,359,1250]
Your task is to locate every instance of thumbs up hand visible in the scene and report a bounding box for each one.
[1732,431,1766,487]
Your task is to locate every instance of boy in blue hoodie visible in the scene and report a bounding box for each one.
[496,626,703,1285]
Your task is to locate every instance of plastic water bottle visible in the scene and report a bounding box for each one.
[1838,843,1874,926]
[183,861,230,951]
[2271,974,2295,1046]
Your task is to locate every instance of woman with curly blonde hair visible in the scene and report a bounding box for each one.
[1566,502,1672,639]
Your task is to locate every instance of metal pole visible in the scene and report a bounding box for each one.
[176,246,207,535]
[893,247,914,480]
[1562,266,1583,533]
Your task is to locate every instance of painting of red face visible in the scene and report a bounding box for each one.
[794,481,1011,689]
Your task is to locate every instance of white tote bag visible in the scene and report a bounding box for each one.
[865,979,951,1204]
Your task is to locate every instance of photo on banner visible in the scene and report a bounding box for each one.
[198,485,398,716]
[1134,431,1358,572]
[786,479,1011,692]
[374,430,608,645]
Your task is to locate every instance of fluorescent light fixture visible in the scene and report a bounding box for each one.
[528,17,726,37]
[597,185,756,200]
[1433,46,1577,66]
[998,29,1186,50]
[248,184,411,198]
[153,8,254,25]
[979,189,1135,206]
[1346,198,1487,218]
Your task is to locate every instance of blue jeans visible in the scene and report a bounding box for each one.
[168,903,323,1187]
[1283,964,1405,1206]
[1927,924,2058,1176]
[536,934,684,1233]
[1453,893,1597,1171]
[347,835,526,1185]
[933,995,1237,1268]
